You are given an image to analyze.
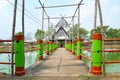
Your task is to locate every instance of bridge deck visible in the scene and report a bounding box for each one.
[26,48,90,76]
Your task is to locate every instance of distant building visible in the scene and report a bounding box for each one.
[51,17,72,47]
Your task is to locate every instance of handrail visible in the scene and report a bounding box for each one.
[104,38,120,41]
[105,60,120,64]
[0,52,12,54]
[104,50,120,52]
[0,62,15,64]
[0,40,12,42]
[81,54,92,61]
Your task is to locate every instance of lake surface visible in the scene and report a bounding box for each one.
[0,50,120,74]
[82,50,120,73]
[0,51,44,74]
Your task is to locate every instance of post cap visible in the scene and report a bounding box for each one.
[37,40,43,43]
[77,38,82,42]
[93,33,102,40]
[14,35,24,40]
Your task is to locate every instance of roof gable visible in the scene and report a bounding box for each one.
[53,26,70,40]
[55,17,69,28]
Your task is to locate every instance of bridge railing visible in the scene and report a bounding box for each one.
[0,38,59,75]
[104,38,120,65]
[77,34,120,75]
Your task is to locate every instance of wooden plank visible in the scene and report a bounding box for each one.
[0,62,15,65]
[0,40,12,42]
[0,52,11,54]
[104,50,120,52]
[104,38,120,41]
[105,60,120,64]
[81,54,92,61]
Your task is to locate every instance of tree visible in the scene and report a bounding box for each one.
[106,28,120,38]
[90,25,120,38]
[89,25,109,38]
[35,29,45,40]
[45,25,55,39]
[16,32,23,35]
[68,24,89,40]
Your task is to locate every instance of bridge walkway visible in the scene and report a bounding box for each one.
[25,48,90,76]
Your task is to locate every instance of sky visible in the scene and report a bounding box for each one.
[0,0,120,40]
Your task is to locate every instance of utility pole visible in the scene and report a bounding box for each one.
[93,0,97,34]
[78,5,80,38]
[11,0,18,75]
[22,0,25,37]
[97,0,105,76]
[48,16,50,41]
[42,4,44,39]
[72,17,74,40]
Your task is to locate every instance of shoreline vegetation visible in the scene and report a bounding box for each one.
[0,45,46,53]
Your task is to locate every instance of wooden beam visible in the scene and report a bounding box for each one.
[0,40,12,42]
[105,60,120,64]
[0,62,15,65]
[104,50,120,52]
[44,16,77,19]
[81,54,92,61]
[35,4,83,9]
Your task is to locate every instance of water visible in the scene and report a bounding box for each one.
[82,50,120,74]
[0,54,11,74]
[0,51,46,74]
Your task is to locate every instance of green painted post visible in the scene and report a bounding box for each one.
[70,41,72,52]
[14,35,25,76]
[49,41,51,52]
[65,42,66,49]
[37,40,43,60]
[91,33,102,75]
[65,42,68,49]
[77,38,82,60]
[67,42,69,50]
[69,41,72,52]
[68,42,70,51]
[46,41,49,55]
[52,42,55,51]
[51,42,53,52]
[72,41,75,55]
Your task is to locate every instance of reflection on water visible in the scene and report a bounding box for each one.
[0,54,11,74]
[25,51,38,68]
[82,50,120,74]
[0,51,40,74]
[106,64,120,73]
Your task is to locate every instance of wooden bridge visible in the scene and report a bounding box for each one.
[0,0,120,79]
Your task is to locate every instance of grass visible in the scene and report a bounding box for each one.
[1,75,120,80]
[105,52,120,61]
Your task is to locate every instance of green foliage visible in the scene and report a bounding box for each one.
[45,26,54,39]
[68,24,89,40]
[89,25,109,39]
[106,28,120,38]
[90,25,120,38]
[35,29,45,40]
[16,32,23,35]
